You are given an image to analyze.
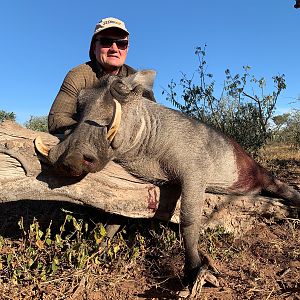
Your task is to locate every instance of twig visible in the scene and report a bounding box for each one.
[265,287,274,300]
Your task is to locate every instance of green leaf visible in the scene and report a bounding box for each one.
[100,224,107,237]
[45,238,52,246]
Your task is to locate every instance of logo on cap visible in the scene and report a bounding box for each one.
[101,19,122,26]
[94,17,129,34]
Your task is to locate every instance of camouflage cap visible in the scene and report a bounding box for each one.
[93,17,129,36]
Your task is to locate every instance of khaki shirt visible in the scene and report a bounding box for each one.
[48,61,154,134]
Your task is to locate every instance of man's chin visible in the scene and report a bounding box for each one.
[105,64,123,73]
[107,57,122,64]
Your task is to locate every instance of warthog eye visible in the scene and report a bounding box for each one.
[84,120,103,127]
[110,79,130,100]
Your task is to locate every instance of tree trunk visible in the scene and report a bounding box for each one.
[0,120,296,236]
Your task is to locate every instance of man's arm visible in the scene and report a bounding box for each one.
[48,71,80,134]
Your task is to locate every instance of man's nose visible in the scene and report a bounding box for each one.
[110,42,119,51]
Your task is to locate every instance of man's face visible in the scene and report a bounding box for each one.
[93,28,129,74]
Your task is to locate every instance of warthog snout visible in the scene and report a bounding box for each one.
[35,122,112,177]
[57,151,100,177]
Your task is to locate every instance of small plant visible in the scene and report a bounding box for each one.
[0,211,170,285]
[0,211,120,284]
[199,226,236,260]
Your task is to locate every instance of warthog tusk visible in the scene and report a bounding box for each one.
[107,99,122,142]
[34,136,50,157]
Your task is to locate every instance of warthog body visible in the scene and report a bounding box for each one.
[42,70,300,294]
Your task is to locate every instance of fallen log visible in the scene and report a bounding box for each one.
[0,120,297,236]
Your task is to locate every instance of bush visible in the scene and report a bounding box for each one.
[0,110,16,123]
[24,115,48,132]
[164,46,286,154]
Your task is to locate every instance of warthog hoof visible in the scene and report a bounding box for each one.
[177,265,219,298]
[177,253,220,299]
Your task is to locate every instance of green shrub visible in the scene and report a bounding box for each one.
[164,46,286,154]
[24,115,48,132]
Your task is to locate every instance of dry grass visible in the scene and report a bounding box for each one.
[258,143,300,189]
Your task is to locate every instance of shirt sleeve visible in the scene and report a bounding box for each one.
[48,70,81,134]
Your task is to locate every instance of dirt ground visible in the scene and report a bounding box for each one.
[79,220,300,300]
[66,221,299,300]
[0,144,299,299]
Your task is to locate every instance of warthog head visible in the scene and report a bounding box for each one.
[36,70,156,176]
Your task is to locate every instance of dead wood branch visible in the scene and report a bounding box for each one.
[0,120,296,235]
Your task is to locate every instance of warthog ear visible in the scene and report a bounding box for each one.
[111,70,156,102]
[128,70,156,92]
[110,70,156,103]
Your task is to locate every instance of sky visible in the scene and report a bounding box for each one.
[0,0,299,125]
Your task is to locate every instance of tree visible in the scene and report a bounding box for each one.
[164,46,286,154]
[272,110,300,147]
[0,110,16,123]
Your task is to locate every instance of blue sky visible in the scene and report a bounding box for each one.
[0,0,299,125]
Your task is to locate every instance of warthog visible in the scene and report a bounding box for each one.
[36,70,300,297]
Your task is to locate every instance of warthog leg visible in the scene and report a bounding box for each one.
[178,181,220,298]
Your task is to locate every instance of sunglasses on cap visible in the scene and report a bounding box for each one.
[95,37,129,50]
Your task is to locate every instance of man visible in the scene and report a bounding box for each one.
[48,17,154,134]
